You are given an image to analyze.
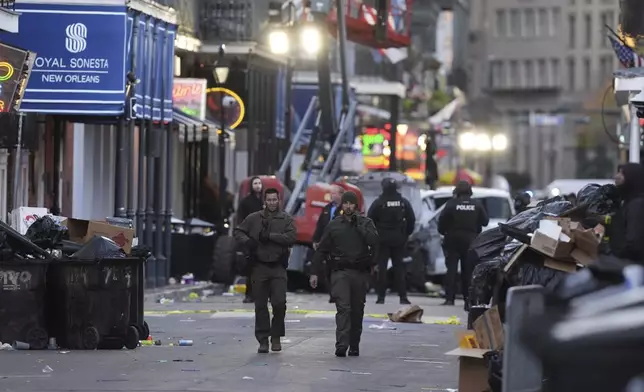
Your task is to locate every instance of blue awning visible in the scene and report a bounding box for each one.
[173,107,233,144]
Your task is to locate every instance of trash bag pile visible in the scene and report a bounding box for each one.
[465,183,624,388]
[0,215,138,261]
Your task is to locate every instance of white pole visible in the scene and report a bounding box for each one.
[12,113,23,208]
[630,103,640,163]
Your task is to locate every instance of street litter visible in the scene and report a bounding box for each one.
[159,298,174,304]
[433,316,461,325]
[58,351,70,354]
[0,343,13,350]
[181,369,200,372]
[172,359,194,362]
[368,323,397,330]
[242,376,254,380]
[351,371,372,375]
[178,340,193,346]
[13,341,29,350]
[388,305,424,323]
[41,366,53,373]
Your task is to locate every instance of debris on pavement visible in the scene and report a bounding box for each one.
[433,316,461,325]
[42,365,53,373]
[387,305,424,323]
[178,339,193,346]
[158,298,174,304]
[13,341,30,350]
[0,343,14,350]
[242,376,254,380]
[368,322,397,330]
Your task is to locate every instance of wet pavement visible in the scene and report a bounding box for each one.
[0,292,464,392]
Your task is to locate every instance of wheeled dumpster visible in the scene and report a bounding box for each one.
[0,259,49,349]
[46,257,147,350]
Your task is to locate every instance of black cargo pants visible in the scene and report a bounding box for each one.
[444,239,473,303]
[376,245,407,300]
[251,262,287,343]
[331,269,369,350]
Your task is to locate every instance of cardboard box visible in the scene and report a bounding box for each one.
[445,347,490,392]
[530,230,574,258]
[472,306,505,350]
[569,224,604,265]
[544,258,579,273]
[64,218,135,254]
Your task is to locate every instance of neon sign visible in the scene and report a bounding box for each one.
[206,87,245,130]
[0,62,14,82]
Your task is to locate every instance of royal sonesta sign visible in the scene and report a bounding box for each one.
[0,3,127,115]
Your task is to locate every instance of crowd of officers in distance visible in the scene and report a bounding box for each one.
[233,176,490,356]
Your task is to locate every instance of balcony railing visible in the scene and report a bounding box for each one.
[0,1,14,10]
[199,0,257,42]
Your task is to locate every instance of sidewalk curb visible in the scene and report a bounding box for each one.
[144,282,225,303]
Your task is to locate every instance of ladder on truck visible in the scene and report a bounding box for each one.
[275,0,356,216]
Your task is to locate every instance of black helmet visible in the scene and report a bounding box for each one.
[454,181,473,197]
[341,191,359,205]
[381,177,398,192]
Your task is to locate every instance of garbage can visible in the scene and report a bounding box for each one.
[0,259,49,349]
[46,257,146,350]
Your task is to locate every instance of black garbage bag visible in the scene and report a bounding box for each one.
[584,184,620,216]
[470,259,503,306]
[506,199,572,232]
[576,183,602,206]
[71,235,125,259]
[484,350,503,392]
[469,227,507,261]
[514,261,567,290]
[131,245,152,259]
[25,215,69,249]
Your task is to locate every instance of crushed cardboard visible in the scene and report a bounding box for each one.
[63,218,135,254]
[472,306,504,351]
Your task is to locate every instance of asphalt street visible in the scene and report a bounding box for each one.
[0,293,464,392]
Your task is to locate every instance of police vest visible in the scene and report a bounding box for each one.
[456,204,476,211]
[380,199,407,230]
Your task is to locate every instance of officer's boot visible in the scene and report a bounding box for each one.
[348,346,359,357]
[400,297,411,305]
[335,347,347,357]
[376,297,385,304]
[258,340,269,354]
[271,337,282,352]
[442,299,455,306]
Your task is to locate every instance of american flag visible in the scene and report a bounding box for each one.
[608,35,644,68]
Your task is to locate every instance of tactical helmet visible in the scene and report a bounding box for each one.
[381,177,398,192]
[454,181,473,197]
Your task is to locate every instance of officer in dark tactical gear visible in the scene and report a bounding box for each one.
[368,177,416,305]
[514,191,531,215]
[438,181,489,307]
[310,191,379,357]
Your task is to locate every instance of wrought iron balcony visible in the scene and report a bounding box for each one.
[0,1,14,11]
[199,0,262,42]
[0,0,18,33]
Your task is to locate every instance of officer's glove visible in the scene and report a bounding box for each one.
[259,229,270,243]
[309,275,319,289]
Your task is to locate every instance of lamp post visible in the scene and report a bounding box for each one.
[458,131,508,187]
[213,45,229,226]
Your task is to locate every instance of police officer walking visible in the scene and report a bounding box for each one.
[368,178,416,305]
[234,188,297,353]
[438,181,489,307]
[312,184,344,303]
[310,191,379,357]
[237,176,265,303]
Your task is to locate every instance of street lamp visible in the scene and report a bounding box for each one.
[269,30,290,55]
[458,131,508,187]
[213,45,230,227]
[300,25,322,55]
[268,24,322,56]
